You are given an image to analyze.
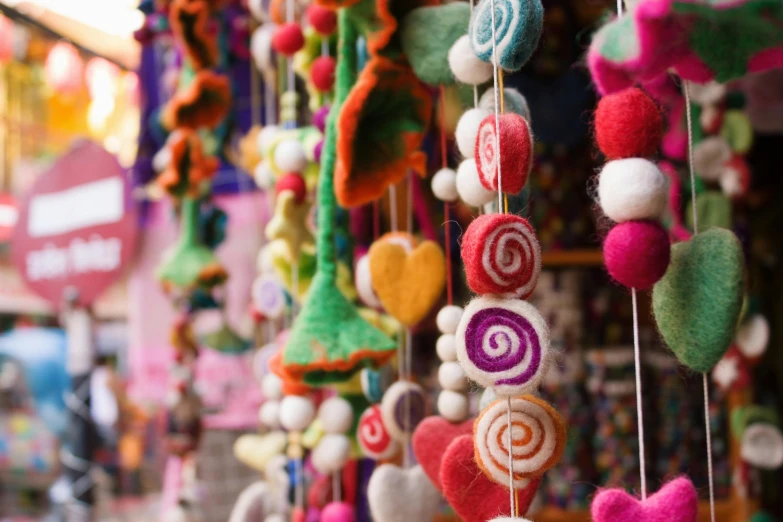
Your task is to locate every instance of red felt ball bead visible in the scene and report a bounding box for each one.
[594,87,663,160]
[603,220,671,290]
[272,23,305,56]
[474,113,533,194]
[276,173,307,203]
[307,4,337,35]
[310,56,336,92]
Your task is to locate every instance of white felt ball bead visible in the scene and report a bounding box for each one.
[431,168,459,202]
[456,159,495,207]
[318,397,354,434]
[736,315,770,359]
[438,390,470,422]
[251,25,276,73]
[448,35,493,85]
[274,139,308,173]
[262,374,283,400]
[438,362,469,391]
[693,136,731,181]
[355,255,382,308]
[257,125,279,155]
[265,516,287,522]
[254,161,276,190]
[279,395,315,432]
[247,0,266,21]
[597,158,667,222]
[456,108,491,158]
[436,305,463,334]
[259,400,281,429]
[311,433,352,473]
[436,334,457,362]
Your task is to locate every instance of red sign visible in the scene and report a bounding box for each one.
[11,141,137,308]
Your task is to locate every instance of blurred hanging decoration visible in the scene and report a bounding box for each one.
[44,41,84,95]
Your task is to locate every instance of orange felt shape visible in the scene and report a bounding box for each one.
[368,239,446,327]
[162,71,232,131]
[169,0,217,71]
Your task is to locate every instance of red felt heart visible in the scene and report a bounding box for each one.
[440,435,540,522]
[412,416,473,491]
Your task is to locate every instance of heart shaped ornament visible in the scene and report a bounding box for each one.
[441,435,540,522]
[412,416,473,491]
[591,477,698,522]
[369,239,446,327]
[367,464,441,522]
[652,228,745,372]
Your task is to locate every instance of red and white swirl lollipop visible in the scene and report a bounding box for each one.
[357,405,400,460]
[462,214,541,299]
[475,113,533,195]
[474,395,565,489]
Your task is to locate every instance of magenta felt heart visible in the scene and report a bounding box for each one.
[412,416,473,491]
[440,435,540,522]
[591,477,698,522]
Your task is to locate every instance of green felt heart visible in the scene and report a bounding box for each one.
[652,228,745,372]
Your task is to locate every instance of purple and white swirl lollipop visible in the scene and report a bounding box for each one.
[455,296,550,396]
[380,381,427,441]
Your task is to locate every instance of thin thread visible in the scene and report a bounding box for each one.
[321,38,329,58]
[469,0,478,107]
[488,0,503,211]
[286,0,295,128]
[333,471,341,503]
[683,81,698,234]
[616,0,624,17]
[295,457,304,509]
[506,396,515,516]
[407,173,413,235]
[440,86,454,305]
[405,328,413,468]
[631,288,647,499]
[703,373,716,522]
[291,261,299,319]
[389,185,398,232]
[250,47,261,127]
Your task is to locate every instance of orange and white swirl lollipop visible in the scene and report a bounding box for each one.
[474,395,565,489]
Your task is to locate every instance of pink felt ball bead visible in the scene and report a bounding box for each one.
[321,502,355,522]
[311,56,336,92]
[603,220,671,290]
[272,23,305,56]
[291,506,307,522]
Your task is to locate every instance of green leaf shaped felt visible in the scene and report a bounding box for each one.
[652,229,745,372]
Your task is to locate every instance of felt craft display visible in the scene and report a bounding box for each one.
[367,465,441,522]
[457,158,497,207]
[590,477,699,522]
[380,381,427,441]
[448,35,494,86]
[740,423,783,470]
[354,255,383,308]
[311,433,352,474]
[307,4,337,35]
[272,23,306,56]
[456,108,492,159]
[469,0,544,71]
[411,416,473,491]
[652,228,745,372]
[431,167,459,203]
[475,113,534,194]
[594,88,663,160]
[602,220,671,290]
[479,88,531,121]
[455,296,550,396]
[434,302,470,422]
[597,159,668,223]
[461,214,542,298]
[474,396,566,489]
[321,502,355,522]
[310,56,337,91]
[265,191,314,260]
[357,405,400,460]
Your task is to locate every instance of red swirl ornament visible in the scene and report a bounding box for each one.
[475,113,533,195]
[357,405,400,460]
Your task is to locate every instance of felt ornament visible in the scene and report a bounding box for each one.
[161,71,232,131]
[368,240,446,327]
[279,395,315,432]
[380,381,427,441]
[653,228,745,372]
[367,465,441,522]
[461,214,542,298]
[275,173,307,204]
[274,139,309,174]
[201,322,252,354]
[265,191,314,260]
[457,158,497,207]
[456,108,492,159]
[355,254,383,308]
[158,131,219,198]
[307,5,337,35]
[448,35,494,85]
[438,362,469,391]
[268,349,312,396]
[474,396,565,488]
[598,159,668,223]
[736,314,769,359]
[456,296,550,396]
[312,433,352,473]
[169,0,218,70]
[233,432,287,472]
[740,423,783,470]
[469,0,544,71]
[251,25,278,76]
[479,88,531,122]
[360,367,393,404]
[437,305,464,335]
[318,397,354,434]
[441,434,540,522]
[412,416,473,491]
[594,88,663,160]
[731,406,780,440]
[686,191,733,231]
[257,125,281,157]
[719,155,751,199]
[290,508,306,522]
[590,477,698,522]
[603,221,671,290]
[720,109,754,154]
[475,114,534,194]
[266,241,318,301]
[321,503,355,522]
[259,401,282,429]
[272,23,305,56]
[431,167,459,202]
[262,375,284,400]
[311,56,337,92]
[357,405,400,460]
[436,334,457,362]
[254,162,276,189]
[693,136,732,181]
[401,3,471,86]
[438,390,470,422]
[587,0,783,95]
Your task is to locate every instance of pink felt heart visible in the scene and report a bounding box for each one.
[591,477,698,522]
[412,416,473,491]
[440,435,540,522]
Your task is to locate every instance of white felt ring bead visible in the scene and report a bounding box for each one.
[259,400,281,429]
[311,433,352,474]
[431,167,459,202]
[262,374,284,400]
[318,397,354,434]
[598,158,667,223]
[436,334,457,362]
[436,305,464,334]
[274,139,308,173]
[380,381,427,441]
[355,254,383,308]
[457,158,495,207]
[448,35,493,85]
[279,395,315,432]
[438,361,469,391]
[437,390,470,423]
[456,108,491,158]
[740,423,783,470]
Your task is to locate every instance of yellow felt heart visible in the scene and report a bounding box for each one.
[368,240,446,327]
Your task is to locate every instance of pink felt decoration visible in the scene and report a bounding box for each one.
[591,477,698,522]
[311,56,336,92]
[276,173,307,203]
[292,506,307,522]
[595,88,663,160]
[321,502,355,522]
[307,4,337,35]
[272,23,305,56]
[411,416,473,491]
[440,435,540,522]
[603,220,671,290]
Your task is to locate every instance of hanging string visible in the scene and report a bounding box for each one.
[631,287,647,499]
[439,86,454,305]
[333,471,341,503]
[506,396,516,516]
[469,0,479,108]
[488,0,504,211]
[389,185,399,233]
[683,80,716,522]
